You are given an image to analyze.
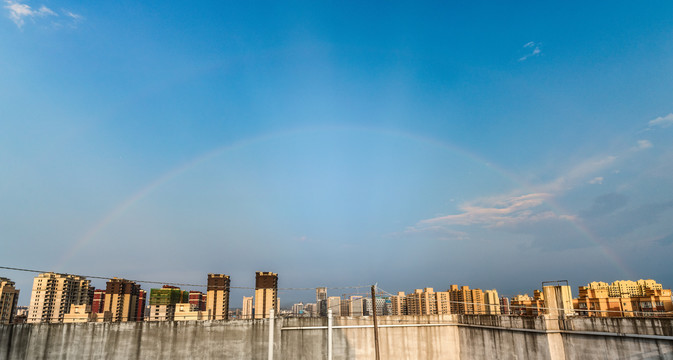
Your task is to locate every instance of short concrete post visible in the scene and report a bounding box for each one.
[328,309,333,360]
[268,308,275,360]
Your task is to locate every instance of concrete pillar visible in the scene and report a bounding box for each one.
[544,314,566,360]
[268,308,275,360]
[327,309,333,360]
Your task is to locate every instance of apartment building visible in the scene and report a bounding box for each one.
[27,273,90,323]
[206,274,230,320]
[254,272,277,319]
[0,278,19,324]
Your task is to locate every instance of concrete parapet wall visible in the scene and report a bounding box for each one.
[1,315,672,359]
[1,320,279,360]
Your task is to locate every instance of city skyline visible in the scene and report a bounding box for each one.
[2,1,673,305]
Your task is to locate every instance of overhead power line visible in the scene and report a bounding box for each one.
[0,265,365,291]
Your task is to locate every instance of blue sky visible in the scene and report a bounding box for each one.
[2,1,673,306]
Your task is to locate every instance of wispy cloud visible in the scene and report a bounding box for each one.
[519,41,542,61]
[588,177,603,185]
[635,139,653,150]
[4,1,81,28]
[4,0,56,27]
[648,113,673,128]
[64,10,81,20]
[418,193,555,228]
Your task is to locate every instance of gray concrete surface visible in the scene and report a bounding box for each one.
[1,315,672,359]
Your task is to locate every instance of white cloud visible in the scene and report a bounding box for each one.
[588,177,603,185]
[4,0,56,27]
[519,41,542,61]
[418,193,554,228]
[648,113,673,128]
[64,10,81,20]
[635,139,653,150]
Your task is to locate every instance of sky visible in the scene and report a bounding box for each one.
[2,1,673,307]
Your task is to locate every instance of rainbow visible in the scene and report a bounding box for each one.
[56,125,632,278]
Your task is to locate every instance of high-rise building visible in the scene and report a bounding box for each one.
[340,298,351,316]
[391,292,407,315]
[363,297,389,316]
[327,296,341,316]
[27,273,90,323]
[206,274,230,320]
[405,288,451,315]
[242,296,254,319]
[483,289,501,315]
[350,296,364,317]
[189,291,206,311]
[0,278,19,324]
[573,285,673,317]
[316,287,327,316]
[100,278,142,322]
[292,302,304,316]
[137,290,147,321]
[587,279,664,298]
[304,303,318,316]
[148,286,189,321]
[254,272,277,319]
[499,297,511,315]
[91,289,106,314]
[448,285,485,314]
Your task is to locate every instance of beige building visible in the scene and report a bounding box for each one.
[587,279,663,298]
[340,298,351,316]
[390,291,407,316]
[406,288,451,315]
[98,278,142,322]
[63,305,94,323]
[511,290,545,316]
[148,286,188,322]
[0,278,19,324]
[483,289,501,315]
[350,296,364,317]
[574,285,673,317]
[327,296,341,316]
[174,303,206,321]
[448,285,485,314]
[27,273,90,324]
[254,272,277,319]
[242,296,254,319]
[206,274,230,320]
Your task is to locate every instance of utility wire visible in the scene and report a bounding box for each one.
[0,265,365,291]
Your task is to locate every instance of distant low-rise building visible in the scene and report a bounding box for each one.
[63,305,94,323]
[511,290,544,316]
